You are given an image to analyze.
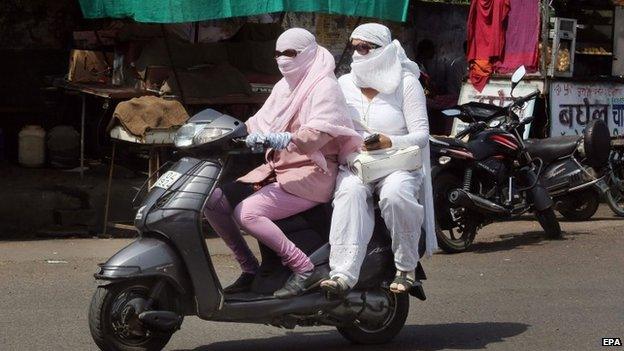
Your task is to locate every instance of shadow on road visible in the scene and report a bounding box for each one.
[173,322,529,351]
[558,216,623,223]
[466,230,589,254]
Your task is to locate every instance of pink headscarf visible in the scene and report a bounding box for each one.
[247,28,362,170]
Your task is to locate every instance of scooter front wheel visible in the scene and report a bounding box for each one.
[336,291,409,344]
[89,280,180,351]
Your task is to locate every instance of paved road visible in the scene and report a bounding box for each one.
[1,205,623,350]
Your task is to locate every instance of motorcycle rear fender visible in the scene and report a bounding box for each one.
[95,237,191,295]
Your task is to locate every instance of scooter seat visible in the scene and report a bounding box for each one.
[524,136,579,165]
[274,204,331,237]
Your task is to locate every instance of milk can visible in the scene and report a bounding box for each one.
[18,125,46,167]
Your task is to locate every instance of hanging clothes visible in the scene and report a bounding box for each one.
[495,0,540,73]
[466,0,511,91]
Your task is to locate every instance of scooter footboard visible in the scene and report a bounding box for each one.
[95,237,190,294]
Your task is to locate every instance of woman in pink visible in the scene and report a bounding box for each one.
[203,28,361,299]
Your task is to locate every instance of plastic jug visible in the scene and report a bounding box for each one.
[18,125,46,167]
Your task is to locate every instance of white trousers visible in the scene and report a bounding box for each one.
[329,166,424,287]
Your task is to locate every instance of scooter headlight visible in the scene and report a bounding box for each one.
[174,123,202,148]
[174,123,233,148]
[193,127,231,145]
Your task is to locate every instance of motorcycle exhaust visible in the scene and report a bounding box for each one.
[448,188,510,216]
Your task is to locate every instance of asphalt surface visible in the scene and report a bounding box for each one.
[1,205,623,351]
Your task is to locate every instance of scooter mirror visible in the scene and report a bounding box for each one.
[442,108,462,117]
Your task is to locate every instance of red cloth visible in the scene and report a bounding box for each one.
[495,0,540,73]
[469,59,493,92]
[466,0,511,91]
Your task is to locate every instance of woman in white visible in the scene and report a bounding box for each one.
[321,23,436,294]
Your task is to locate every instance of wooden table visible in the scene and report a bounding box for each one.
[53,81,153,179]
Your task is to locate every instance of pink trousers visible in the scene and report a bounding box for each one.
[204,183,319,274]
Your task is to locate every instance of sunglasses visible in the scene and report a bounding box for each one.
[351,42,381,55]
[274,49,298,58]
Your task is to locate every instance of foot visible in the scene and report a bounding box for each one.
[223,272,255,294]
[273,267,325,299]
[320,276,350,298]
[389,270,416,294]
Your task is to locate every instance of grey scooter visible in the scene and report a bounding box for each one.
[88,108,428,351]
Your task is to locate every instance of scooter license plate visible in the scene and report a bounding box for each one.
[152,170,182,189]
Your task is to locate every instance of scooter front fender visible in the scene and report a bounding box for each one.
[95,237,190,294]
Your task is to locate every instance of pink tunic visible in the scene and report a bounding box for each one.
[238,121,339,203]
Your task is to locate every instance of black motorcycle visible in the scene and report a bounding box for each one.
[441,106,612,222]
[430,67,561,253]
[88,108,428,351]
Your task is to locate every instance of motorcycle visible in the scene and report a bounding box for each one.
[438,101,613,222]
[88,108,429,351]
[430,66,562,253]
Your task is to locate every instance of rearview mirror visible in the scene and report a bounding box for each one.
[511,66,526,84]
[442,108,461,118]
[510,65,526,94]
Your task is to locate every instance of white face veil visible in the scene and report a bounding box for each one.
[350,23,421,94]
[350,23,438,257]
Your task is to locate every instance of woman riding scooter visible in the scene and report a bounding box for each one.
[321,23,437,295]
[203,28,361,299]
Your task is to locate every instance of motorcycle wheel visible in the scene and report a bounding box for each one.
[606,149,624,216]
[89,280,180,351]
[558,190,600,221]
[434,172,478,253]
[535,207,563,239]
[337,290,409,344]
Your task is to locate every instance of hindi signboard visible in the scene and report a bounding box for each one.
[453,79,544,139]
[549,80,624,137]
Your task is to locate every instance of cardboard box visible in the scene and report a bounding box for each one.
[68,49,113,83]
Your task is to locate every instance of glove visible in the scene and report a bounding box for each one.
[264,132,292,150]
[245,132,266,153]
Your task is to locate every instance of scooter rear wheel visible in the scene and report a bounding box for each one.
[89,280,180,351]
[558,190,600,221]
[336,291,409,344]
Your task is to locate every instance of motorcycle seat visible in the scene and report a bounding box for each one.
[524,136,579,165]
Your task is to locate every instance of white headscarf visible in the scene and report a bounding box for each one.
[350,23,421,94]
[349,23,438,257]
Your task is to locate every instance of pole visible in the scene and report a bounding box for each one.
[102,142,116,237]
[80,94,86,179]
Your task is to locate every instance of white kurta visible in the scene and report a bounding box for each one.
[328,72,437,287]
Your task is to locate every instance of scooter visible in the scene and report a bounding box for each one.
[88,108,428,351]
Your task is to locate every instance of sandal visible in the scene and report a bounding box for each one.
[320,276,350,297]
[390,270,416,294]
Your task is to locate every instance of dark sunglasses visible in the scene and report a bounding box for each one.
[351,42,381,55]
[274,49,298,58]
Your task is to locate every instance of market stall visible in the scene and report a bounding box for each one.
[546,1,624,138]
[454,0,624,140]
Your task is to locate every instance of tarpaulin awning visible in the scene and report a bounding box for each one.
[78,0,410,23]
